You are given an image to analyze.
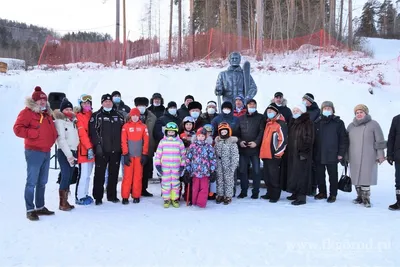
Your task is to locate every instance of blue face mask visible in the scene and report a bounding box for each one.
[293,113,301,119]
[168,108,177,116]
[302,100,308,106]
[267,112,276,119]
[104,107,112,112]
[322,110,332,117]
[113,97,121,104]
[248,108,256,114]
[190,111,200,119]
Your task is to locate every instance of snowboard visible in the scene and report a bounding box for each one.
[243,61,251,98]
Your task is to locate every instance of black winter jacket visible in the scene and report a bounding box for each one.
[307,102,321,122]
[177,104,190,121]
[153,111,182,143]
[89,108,125,154]
[148,105,165,119]
[387,114,400,162]
[237,111,266,156]
[200,112,218,125]
[113,100,131,119]
[313,115,348,164]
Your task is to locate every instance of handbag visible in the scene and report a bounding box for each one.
[338,166,352,192]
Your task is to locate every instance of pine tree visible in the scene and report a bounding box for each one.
[377,0,397,38]
[357,1,377,37]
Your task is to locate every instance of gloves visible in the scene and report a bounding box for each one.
[179,166,185,177]
[339,158,348,167]
[140,154,149,165]
[210,172,217,183]
[387,156,394,166]
[87,148,94,160]
[95,144,103,157]
[184,171,192,184]
[156,165,163,176]
[215,89,223,96]
[123,155,131,166]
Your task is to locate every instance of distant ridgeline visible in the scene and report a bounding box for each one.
[0,18,114,66]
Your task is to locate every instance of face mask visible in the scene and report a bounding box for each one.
[222,109,231,115]
[40,106,47,111]
[302,100,308,106]
[267,112,276,119]
[104,107,112,112]
[83,106,92,112]
[293,113,301,119]
[207,108,216,115]
[113,97,121,104]
[322,110,332,117]
[138,106,146,114]
[153,103,161,107]
[275,103,282,107]
[248,108,256,113]
[190,111,200,119]
[168,108,177,116]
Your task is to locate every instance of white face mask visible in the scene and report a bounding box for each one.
[207,108,216,115]
[137,106,146,114]
[222,109,231,115]
[275,103,282,107]
[153,103,161,107]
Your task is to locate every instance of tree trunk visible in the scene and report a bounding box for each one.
[189,0,194,60]
[338,0,344,41]
[237,0,243,51]
[256,0,264,61]
[178,0,182,61]
[348,0,353,49]
[329,0,336,37]
[168,0,173,61]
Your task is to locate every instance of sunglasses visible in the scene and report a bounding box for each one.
[80,95,92,103]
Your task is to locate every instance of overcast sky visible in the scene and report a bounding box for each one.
[0,0,370,41]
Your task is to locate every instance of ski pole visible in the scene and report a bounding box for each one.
[186,182,190,206]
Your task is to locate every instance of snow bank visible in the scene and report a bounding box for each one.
[0,58,26,70]
[365,38,400,61]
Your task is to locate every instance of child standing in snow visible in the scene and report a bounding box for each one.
[185,127,217,208]
[154,122,186,208]
[215,122,240,205]
[179,116,196,202]
[203,124,217,200]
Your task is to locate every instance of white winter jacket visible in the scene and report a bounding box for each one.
[54,110,79,159]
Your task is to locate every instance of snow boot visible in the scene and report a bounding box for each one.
[286,194,296,201]
[164,200,171,208]
[208,192,216,200]
[388,190,400,211]
[108,198,120,203]
[223,197,232,205]
[269,199,278,203]
[251,193,259,199]
[361,186,371,208]
[122,198,129,205]
[172,200,180,208]
[95,199,103,205]
[353,186,363,204]
[216,196,223,204]
[59,190,72,211]
[327,195,336,203]
[66,190,75,209]
[261,193,270,200]
[35,207,55,216]
[142,190,153,197]
[76,196,92,205]
[26,211,39,221]
[237,191,247,199]
[133,198,140,203]
[314,192,327,200]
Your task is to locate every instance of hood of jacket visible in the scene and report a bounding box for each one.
[307,101,320,111]
[25,97,53,115]
[352,114,372,127]
[270,98,288,107]
[215,136,238,144]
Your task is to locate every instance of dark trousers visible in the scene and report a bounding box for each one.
[93,152,121,201]
[395,163,400,190]
[315,162,338,196]
[263,158,282,200]
[239,155,261,194]
[57,149,74,190]
[142,157,153,192]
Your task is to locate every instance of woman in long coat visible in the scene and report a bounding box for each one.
[286,103,314,205]
[347,104,386,208]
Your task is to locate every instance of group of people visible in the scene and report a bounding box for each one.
[13,85,400,222]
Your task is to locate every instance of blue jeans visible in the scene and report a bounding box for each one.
[395,163,400,190]
[57,149,74,190]
[239,155,261,194]
[24,149,50,212]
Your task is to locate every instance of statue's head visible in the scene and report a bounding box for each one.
[228,52,241,67]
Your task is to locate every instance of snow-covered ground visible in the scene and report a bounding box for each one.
[1,38,400,266]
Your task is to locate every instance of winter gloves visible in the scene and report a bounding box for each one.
[123,155,131,166]
[140,154,148,165]
[387,156,394,166]
[87,148,94,160]
[210,172,217,183]
[156,165,163,175]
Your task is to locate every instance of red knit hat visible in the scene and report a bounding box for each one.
[32,86,47,101]
[129,108,140,117]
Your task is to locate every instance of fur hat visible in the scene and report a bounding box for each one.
[354,104,369,115]
[32,86,47,102]
[266,103,279,114]
[111,91,121,97]
[167,101,177,110]
[134,97,149,107]
[293,103,307,114]
[150,93,163,105]
[221,101,233,110]
[188,101,202,111]
[129,108,140,117]
[321,101,335,113]
[303,93,315,103]
[101,94,112,104]
[60,98,73,112]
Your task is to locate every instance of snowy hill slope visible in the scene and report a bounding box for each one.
[1,46,400,266]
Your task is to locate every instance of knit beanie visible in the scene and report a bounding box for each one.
[266,103,279,114]
[60,98,73,112]
[111,91,121,97]
[221,101,233,110]
[167,101,177,110]
[321,101,335,113]
[303,93,315,103]
[32,86,47,101]
[129,108,140,117]
[247,99,257,105]
[101,94,112,104]
[293,103,307,114]
[354,104,369,115]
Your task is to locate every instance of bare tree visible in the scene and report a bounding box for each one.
[338,0,344,41]
[237,0,243,50]
[189,0,194,60]
[168,0,173,61]
[256,0,264,60]
[348,0,353,48]
[178,0,182,61]
[329,0,336,36]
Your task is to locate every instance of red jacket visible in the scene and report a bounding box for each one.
[76,110,94,163]
[121,120,149,157]
[234,108,247,117]
[13,98,57,152]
